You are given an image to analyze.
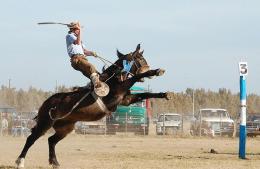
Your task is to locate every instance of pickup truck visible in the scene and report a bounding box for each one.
[190,108,234,137]
[237,114,260,137]
[246,114,260,137]
[156,113,182,135]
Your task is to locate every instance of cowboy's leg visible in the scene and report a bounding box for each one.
[121,92,171,106]
[70,55,109,96]
[70,55,97,78]
[71,56,101,87]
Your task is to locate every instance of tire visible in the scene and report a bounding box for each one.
[165,127,178,135]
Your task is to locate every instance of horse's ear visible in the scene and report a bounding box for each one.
[117,50,124,58]
[102,65,109,72]
[136,44,141,52]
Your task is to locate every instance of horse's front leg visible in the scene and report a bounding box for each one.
[127,69,165,85]
[121,69,165,91]
[121,92,171,106]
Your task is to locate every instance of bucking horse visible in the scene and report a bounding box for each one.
[16,44,170,168]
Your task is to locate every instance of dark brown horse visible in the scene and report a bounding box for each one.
[16,44,170,168]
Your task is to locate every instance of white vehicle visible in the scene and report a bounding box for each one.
[190,108,234,137]
[75,117,106,135]
[156,113,182,135]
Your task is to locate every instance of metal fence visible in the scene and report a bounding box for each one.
[0,112,238,137]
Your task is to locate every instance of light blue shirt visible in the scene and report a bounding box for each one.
[66,33,85,57]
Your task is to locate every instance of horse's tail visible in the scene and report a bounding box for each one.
[31,93,62,133]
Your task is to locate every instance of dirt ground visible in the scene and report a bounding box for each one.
[0,134,260,169]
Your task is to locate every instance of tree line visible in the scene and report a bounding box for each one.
[1,85,260,118]
[151,88,260,118]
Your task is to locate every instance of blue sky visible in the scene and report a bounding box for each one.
[0,0,260,94]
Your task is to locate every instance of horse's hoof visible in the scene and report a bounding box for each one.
[49,158,60,169]
[15,158,25,168]
[165,92,172,100]
[156,69,165,76]
[52,164,60,169]
[138,78,145,82]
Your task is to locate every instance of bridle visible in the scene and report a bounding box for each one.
[130,52,150,75]
[98,51,149,82]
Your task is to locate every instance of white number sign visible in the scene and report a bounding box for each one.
[239,62,248,76]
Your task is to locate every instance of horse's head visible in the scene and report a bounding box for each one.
[115,44,150,81]
[101,44,150,83]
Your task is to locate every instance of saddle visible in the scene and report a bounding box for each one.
[72,81,109,97]
[94,82,109,97]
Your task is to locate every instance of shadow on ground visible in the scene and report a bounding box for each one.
[0,166,16,169]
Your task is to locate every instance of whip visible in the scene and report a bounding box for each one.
[37,22,84,28]
[37,22,70,26]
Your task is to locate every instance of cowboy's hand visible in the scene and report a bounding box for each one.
[93,52,98,58]
[75,22,81,30]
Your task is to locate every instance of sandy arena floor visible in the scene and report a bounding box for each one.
[0,134,260,169]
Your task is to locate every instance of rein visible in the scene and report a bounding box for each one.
[96,53,148,81]
[49,90,92,121]
[96,54,136,78]
[96,54,118,67]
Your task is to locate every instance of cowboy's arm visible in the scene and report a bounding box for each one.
[82,43,97,57]
[73,23,81,45]
[83,48,96,56]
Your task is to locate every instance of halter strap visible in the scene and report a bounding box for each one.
[122,60,134,73]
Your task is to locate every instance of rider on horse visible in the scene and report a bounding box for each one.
[66,21,108,96]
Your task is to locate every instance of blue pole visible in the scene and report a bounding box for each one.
[239,75,246,159]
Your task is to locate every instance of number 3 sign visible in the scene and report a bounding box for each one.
[239,62,248,76]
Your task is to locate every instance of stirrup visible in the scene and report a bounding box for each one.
[94,82,109,97]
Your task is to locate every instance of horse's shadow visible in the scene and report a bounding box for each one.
[0,166,16,169]
[0,165,46,169]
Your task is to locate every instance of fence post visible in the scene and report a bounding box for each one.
[125,110,128,134]
[238,61,248,159]
[199,109,202,137]
[0,112,2,136]
[163,112,165,135]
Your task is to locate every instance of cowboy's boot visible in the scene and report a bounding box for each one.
[90,73,109,97]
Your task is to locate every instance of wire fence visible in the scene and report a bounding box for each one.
[0,111,239,138]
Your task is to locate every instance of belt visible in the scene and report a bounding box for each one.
[71,54,85,58]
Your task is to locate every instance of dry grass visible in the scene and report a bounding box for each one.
[0,134,260,169]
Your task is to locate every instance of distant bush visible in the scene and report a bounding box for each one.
[1,86,259,118]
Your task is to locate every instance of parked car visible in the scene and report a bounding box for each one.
[156,113,182,135]
[247,114,260,137]
[190,108,234,137]
[237,114,260,137]
[75,119,106,135]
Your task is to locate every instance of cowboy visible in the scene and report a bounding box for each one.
[66,22,108,96]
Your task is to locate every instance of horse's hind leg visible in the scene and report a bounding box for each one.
[48,121,75,168]
[16,119,53,168]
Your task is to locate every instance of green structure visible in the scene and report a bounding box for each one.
[106,86,149,135]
